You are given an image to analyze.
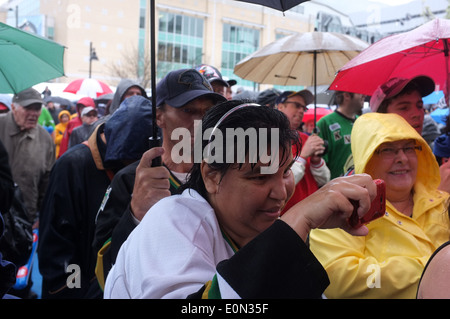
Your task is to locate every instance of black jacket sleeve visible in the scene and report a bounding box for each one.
[216,220,329,298]
[92,161,138,254]
[0,140,14,214]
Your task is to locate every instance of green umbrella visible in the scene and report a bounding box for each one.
[0,22,65,94]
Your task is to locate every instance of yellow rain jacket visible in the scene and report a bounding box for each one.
[310,113,450,299]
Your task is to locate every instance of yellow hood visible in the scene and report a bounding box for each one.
[351,112,440,190]
[58,110,71,122]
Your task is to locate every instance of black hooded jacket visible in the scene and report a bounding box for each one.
[38,95,154,299]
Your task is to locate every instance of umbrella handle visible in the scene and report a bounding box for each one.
[149,136,162,167]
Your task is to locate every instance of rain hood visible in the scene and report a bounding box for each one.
[109,79,147,114]
[351,112,440,191]
[104,95,155,165]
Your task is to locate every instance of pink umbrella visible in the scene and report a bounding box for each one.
[63,78,113,98]
[329,18,450,102]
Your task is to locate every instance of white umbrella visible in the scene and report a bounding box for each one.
[234,31,369,87]
[234,31,368,128]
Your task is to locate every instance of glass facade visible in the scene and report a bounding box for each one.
[221,23,260,90]
[157,12,204,79]
[138,0,146,77]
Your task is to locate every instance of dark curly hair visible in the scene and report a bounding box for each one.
[179,99,300,199]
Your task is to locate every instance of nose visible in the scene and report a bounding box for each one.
[412,106,424,118]
[268,175,290,201]
[394,148,409,161]
[194,109,208,121]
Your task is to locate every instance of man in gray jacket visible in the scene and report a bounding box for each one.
[0,88,55,226]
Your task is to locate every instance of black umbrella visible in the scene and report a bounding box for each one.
[149,0,161,166]
[235,0,309,12]
[148,0,309,166]
[43,96,73,107]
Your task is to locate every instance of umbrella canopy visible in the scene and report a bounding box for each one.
[234,31,368,130]
[0,22,65,94]
[235,0,309,12]
[43,96,73,107]
[234,31,369,87]
[63,78,113,98]
[329,18,450,102]
[302,107,332,123]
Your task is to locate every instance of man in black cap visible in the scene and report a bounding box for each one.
[93,69,226,289]
[0,88,55,225]
[39,94,158,299]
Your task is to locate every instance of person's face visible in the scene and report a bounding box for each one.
[12,103,41,131]
[157,96,215,148]
[349,93,365,112]
[82,112,98,125]
[122,86,143,101]
[60,114,70,124]
[386,90,424,134]
[365,139,418,201]
[225,87,233,100]
[304,120,315,134]
[211,82,227,97]
[277,95,307,130]
[203,151,295,248]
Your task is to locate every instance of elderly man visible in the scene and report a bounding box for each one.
[0,88,55,225]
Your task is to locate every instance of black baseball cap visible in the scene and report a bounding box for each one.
[257,88,281,106]
[275,90,314,107]
[156,69,227,108]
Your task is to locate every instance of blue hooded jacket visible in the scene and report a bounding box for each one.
[104,95,158,165]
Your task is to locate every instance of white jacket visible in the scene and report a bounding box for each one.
[104,189,235,298]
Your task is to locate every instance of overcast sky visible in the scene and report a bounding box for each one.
[314,0,415,14]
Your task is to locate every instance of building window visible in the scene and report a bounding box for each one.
[138,1,147,77]
[221,24,260,90]
[157,12,204,78]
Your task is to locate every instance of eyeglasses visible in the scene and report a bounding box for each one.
[375,144,422,159]
[284,101,306,110]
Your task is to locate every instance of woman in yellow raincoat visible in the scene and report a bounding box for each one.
[53,110,71,158]
[309,112,450,299]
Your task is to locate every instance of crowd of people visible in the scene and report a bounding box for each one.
[1,61,450,300]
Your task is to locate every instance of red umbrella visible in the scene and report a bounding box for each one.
[329,18,450,103]
[302,107,332,123]
[63,78,113,98]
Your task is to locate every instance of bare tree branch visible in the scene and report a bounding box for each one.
[106,46,152,90]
